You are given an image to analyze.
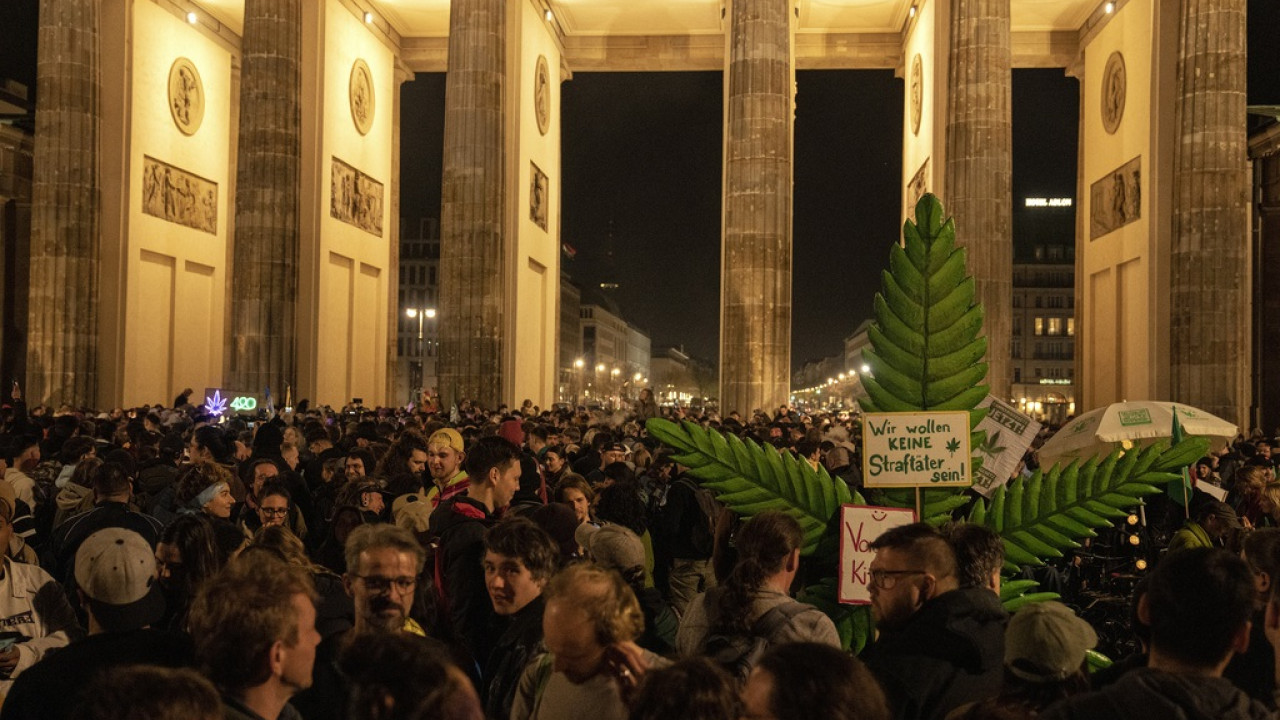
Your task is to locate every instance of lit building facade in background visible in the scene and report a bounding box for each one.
[0,0,1255,424]
[395,218,440,404]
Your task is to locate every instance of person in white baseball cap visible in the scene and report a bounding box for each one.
[74,527,168,632]
[3,528,193,719]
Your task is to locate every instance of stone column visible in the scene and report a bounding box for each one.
[1169,0,1248,423]
[438,0,505,409]
[720,0,793,417]
[27,0,100,407]
[1,125,34,393]
[943,0,1012,402]
[229,0,301,394]
[387,60,411,407]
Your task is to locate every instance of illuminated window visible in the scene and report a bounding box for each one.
[1034,318,1044,336]
[1067,318,1076,336]
[1047,318,1063,336]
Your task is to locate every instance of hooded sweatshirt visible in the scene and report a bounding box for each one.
[1040,667,1274,720]
[861,586,1008,720]
[52,482,94,529]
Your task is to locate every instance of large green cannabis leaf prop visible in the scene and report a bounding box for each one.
[970,436,1208,572]
[646,418,852,555]
[858,194,989,414]
[643,194,1212,652]
[858,194,990,513]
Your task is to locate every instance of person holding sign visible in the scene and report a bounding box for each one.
[861,523,1006,720]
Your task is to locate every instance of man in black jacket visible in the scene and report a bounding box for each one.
[429,436,522,668]
[1042,548,1273,720]
[48,463,164,582]
[656,465,716,615]
[861,523,1007,720]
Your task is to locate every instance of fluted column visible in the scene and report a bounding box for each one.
[229,0,301,393]
[944,0,1012,401]
[720,0,793,416]
[27,0,100,407]
[1169,0,1248,422]
[438,0,505,409]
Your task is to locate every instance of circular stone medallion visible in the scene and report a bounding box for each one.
[1101,51,1126,135]
[534,55,551,136]
[350,59,375,136]
[909,54,924,137]
[168,57,204,136]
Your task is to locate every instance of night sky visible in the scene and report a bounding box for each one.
[5,0,1280,372]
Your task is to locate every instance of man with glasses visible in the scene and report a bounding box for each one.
[861,522,1007,720]
[293,524,435,720]
[342,523,427,635]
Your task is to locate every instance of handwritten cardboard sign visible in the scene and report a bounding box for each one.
[839,505,918,604]
[970,397,1041,498]
[862,411,973,488]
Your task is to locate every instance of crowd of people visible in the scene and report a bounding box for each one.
[0,391,1278,719]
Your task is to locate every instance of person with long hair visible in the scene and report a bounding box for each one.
[1257,482,1280,528]
[1231,464,1273,528]
[675,511,838,664]
[154,513,225,633]
[239,481,308,541]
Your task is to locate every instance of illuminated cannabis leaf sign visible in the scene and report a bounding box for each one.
[204,390,228,416]
[204,390,257,415]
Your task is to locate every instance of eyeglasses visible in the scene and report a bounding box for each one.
[260,507,289,517]
[868,569,928,589]
[354,575,418,594]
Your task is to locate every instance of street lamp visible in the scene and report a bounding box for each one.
[405,307,437,338]
[404,307,437,396]
[572,357,585,406]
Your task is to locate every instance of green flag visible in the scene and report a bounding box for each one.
[1167,406,1193,506]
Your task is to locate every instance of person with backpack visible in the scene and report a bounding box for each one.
[428,436,523,671]
[674,511,839,682]
[655,463,719,615]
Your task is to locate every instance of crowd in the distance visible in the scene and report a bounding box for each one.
[0,390,1279,720]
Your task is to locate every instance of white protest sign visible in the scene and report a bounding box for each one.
[1198,482,1228,502]
[838,505,918,604]
[862,411,972,487]
[970,397,1042,498]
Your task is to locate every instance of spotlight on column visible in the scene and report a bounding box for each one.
[909,5,917,18]
[545,9,553,21]
[1104,1,1115,12]
[364,11,374,23]
[187,10,198,23]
